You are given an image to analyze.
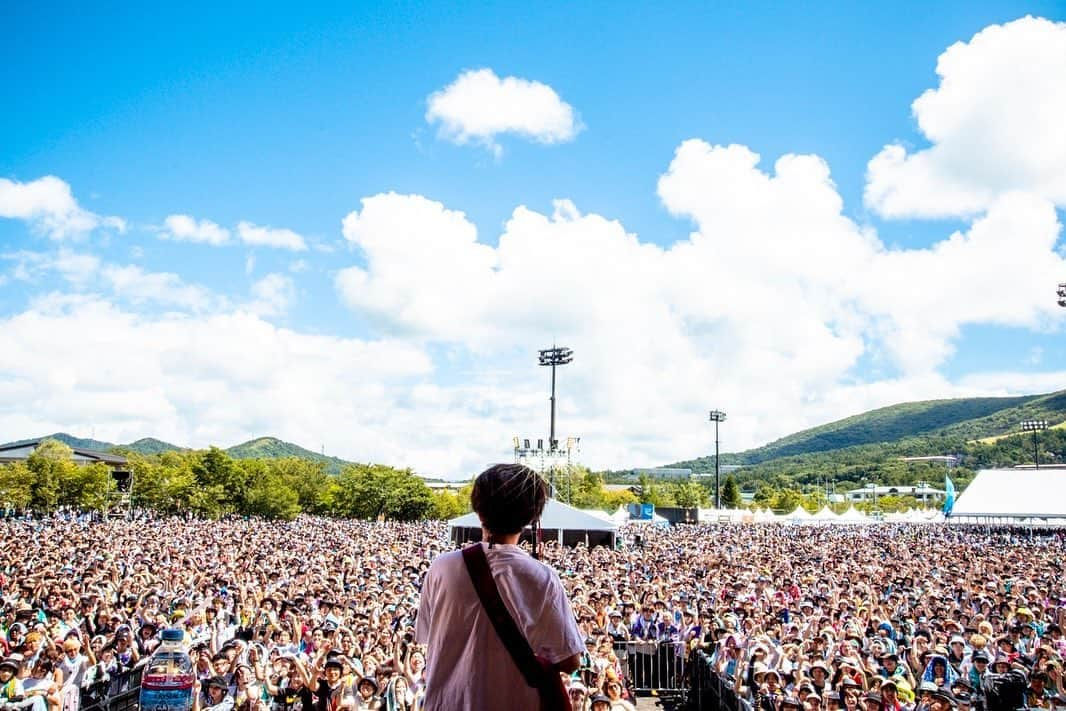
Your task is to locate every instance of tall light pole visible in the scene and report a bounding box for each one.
[539,346,573,495]
[1057,283,1066,308]
[709,410,727,509]
[1021,419,1048,468]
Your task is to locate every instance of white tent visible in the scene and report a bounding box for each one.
[697,507,746,523]
[449,498,619,547]
[753,508,780,523]
[812,505,839,522]
[784,505,814,521]
[837,506,868,524]
[583,508,615,523]
[949,468,1066,522]
[609,505,630,524]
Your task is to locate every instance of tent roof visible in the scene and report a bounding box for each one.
[448,498,619,531]
[786,506,813,519]
[812,505,839,520]
[950,469,1066,519]
[582,508,615,523]
[838,506,868,521]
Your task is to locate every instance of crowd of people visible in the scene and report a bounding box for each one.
[0,515,1063,711]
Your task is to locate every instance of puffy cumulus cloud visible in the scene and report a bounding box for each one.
[0,176,125,239]
[330,139,1064,471]
[337,193,497,339]
[658,142,1064,376]
[247,273,296,317]
[426,68,581,155]
[865,16,1066,218]
[160,214,230,245]
[859,192,1063,372]
[0,296,454,471]
[237,221,308,251]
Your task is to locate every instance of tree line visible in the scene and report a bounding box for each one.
[0,440,704,521]
[0,440,452,521]
[0,438,962,522]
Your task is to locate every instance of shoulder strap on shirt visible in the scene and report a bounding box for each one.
[461,543,543,687]
[461,544,572,711]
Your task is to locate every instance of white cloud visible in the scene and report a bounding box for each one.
[0,176,125,239]
[0,296,440,471]
[237,221,308,251]
[160,214,230,245]
[4,18,1066,476]
[865,16,1066,218]
[101,264,223,312]
[337,193,497,339]
[426,68,581,155]
[330,138,1064,471]
[3,249,224,312]
[247,273,296,317]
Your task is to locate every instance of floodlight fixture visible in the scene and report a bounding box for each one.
[708,409,727,509]
[538,345,574,498]
[538,346,574,452]
[1021,419,1049,468]
[538,346,574,367]
[1058,283,1066,307]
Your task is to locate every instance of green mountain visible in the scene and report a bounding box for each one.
[124,437,185,454]
[225,436,352,473]
[675,392,1053,470]
[6,432,118,451]
[663,389,1066,490]
[2,433,354,474]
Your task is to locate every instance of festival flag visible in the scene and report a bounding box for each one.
[943,475,956,514]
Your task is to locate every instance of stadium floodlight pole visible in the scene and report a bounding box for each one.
[1021,419,1048,468]
[539,346,573,495]
[1057,283,1066,308]
[709,410,727,509]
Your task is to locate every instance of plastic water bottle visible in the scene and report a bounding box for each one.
[139,628,195,711]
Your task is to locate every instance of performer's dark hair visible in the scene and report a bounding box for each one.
[470,463,547,535]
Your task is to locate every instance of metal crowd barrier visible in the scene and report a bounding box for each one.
[612,640,689,694]
[79,663,145,711]
[688,651,752,711]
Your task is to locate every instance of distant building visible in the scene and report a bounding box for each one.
[693,464,743,478]
[633,467,693,480]
[0,439,128,468]
[0,439,132,516]
[846,483,945,503]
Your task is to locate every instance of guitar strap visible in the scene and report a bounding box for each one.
[462,543,544,687]
[461,544,569,711]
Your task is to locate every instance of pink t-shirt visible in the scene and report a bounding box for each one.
[415,543,583,711]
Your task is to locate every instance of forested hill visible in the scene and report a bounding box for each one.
[225,437,351,473]
[3,433,353,474]
[667,390,1066,485]
[126,437,185,454]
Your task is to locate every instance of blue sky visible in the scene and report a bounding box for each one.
[2,3,1065,476]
